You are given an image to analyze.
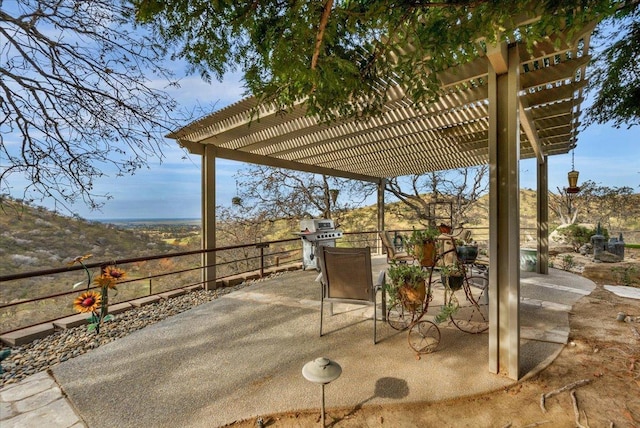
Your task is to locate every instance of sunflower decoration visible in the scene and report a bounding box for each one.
[94,266,126,290]
[104,266,126,282]
[73,291,102,313]
[71,264,127,334]
[93,275,116,290]
[68,254,93,266]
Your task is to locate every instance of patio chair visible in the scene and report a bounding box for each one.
[379,231,414,263]
[316,246,386,344]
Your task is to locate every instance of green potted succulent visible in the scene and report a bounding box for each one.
[386,261,430,310]
[440,263,465,291]
[406,227,439,267]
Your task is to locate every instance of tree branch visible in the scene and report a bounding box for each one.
[311,0,334,71]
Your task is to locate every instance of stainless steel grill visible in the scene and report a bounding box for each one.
[297,219,343,270]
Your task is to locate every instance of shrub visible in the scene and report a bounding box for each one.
[557,224,609,251]
[560,254,575,271]
[611,266,639,286]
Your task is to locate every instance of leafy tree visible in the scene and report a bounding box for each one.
[576,181,635,229]
[134,0,636,229]
[233,165,376,226]
[134,0,620,122]
[585,2,640,128]
[549,179,636,227]
[1,0,185,211]
[385,166,489,227]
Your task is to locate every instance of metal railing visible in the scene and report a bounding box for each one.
[0,231,380,335]
[2,227,549,335]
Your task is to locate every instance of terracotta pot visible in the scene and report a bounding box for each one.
[399,281,426,310]
[414,242,436,267]
[438,224,452,234]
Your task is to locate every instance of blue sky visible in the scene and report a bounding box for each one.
[72,93,640,220]
[7,67,639,220]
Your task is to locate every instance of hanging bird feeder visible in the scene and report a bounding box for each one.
[566,150,580,194]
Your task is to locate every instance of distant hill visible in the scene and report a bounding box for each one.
[337,190,534,235]
[3,188,638,278]
[1,190,637,332]
[0,199,177,277]
[0,198,192,333]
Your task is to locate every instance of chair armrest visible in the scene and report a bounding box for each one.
[375,270,387,321]
[375,270,386,289]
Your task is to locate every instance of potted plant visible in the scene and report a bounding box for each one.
[440,263,465,291]
[438,223,452,234]
[386,261,430,310]
[434,301,459,324]
[455,237,478,264]
[406,227,439,267]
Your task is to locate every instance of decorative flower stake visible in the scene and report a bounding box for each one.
[73,291,102,313]
[69,255,126,334]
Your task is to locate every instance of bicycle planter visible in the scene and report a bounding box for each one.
[386,234,489,357]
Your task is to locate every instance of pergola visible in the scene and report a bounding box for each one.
[167,21,594,380]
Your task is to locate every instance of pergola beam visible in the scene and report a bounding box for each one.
[520,55,591,89]
[519,97,545,163]
[213,145,380,183]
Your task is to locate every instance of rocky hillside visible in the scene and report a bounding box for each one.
[0,199,176,277]
[3,189,638,277]
[0,199,186,333]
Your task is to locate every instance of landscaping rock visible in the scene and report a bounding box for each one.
[582,260,640,285]
[597,250,623,263]
[0,271,290,387]
[549,245,574,256]
[578,243,592,256]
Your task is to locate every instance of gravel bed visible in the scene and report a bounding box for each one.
[0,273,284,388]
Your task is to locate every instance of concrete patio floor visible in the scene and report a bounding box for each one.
[3,256,596,427]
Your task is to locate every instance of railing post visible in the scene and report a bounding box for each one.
[256,243,270,277]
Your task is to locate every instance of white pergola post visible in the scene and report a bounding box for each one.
[377,178,386,255]
[488,42,521,380]
[202,145,217,290]
[537,156,549,274]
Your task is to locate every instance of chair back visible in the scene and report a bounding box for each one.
[319,246,374,302]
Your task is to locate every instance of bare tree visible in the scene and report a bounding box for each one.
[217,203,277,245]
[385,166,489,227]
[233,165,376,227]
[549,186,582,226]
[549,180,636,228]
[1,0,185,211]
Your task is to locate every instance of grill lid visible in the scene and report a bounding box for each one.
[300,219,335,233]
